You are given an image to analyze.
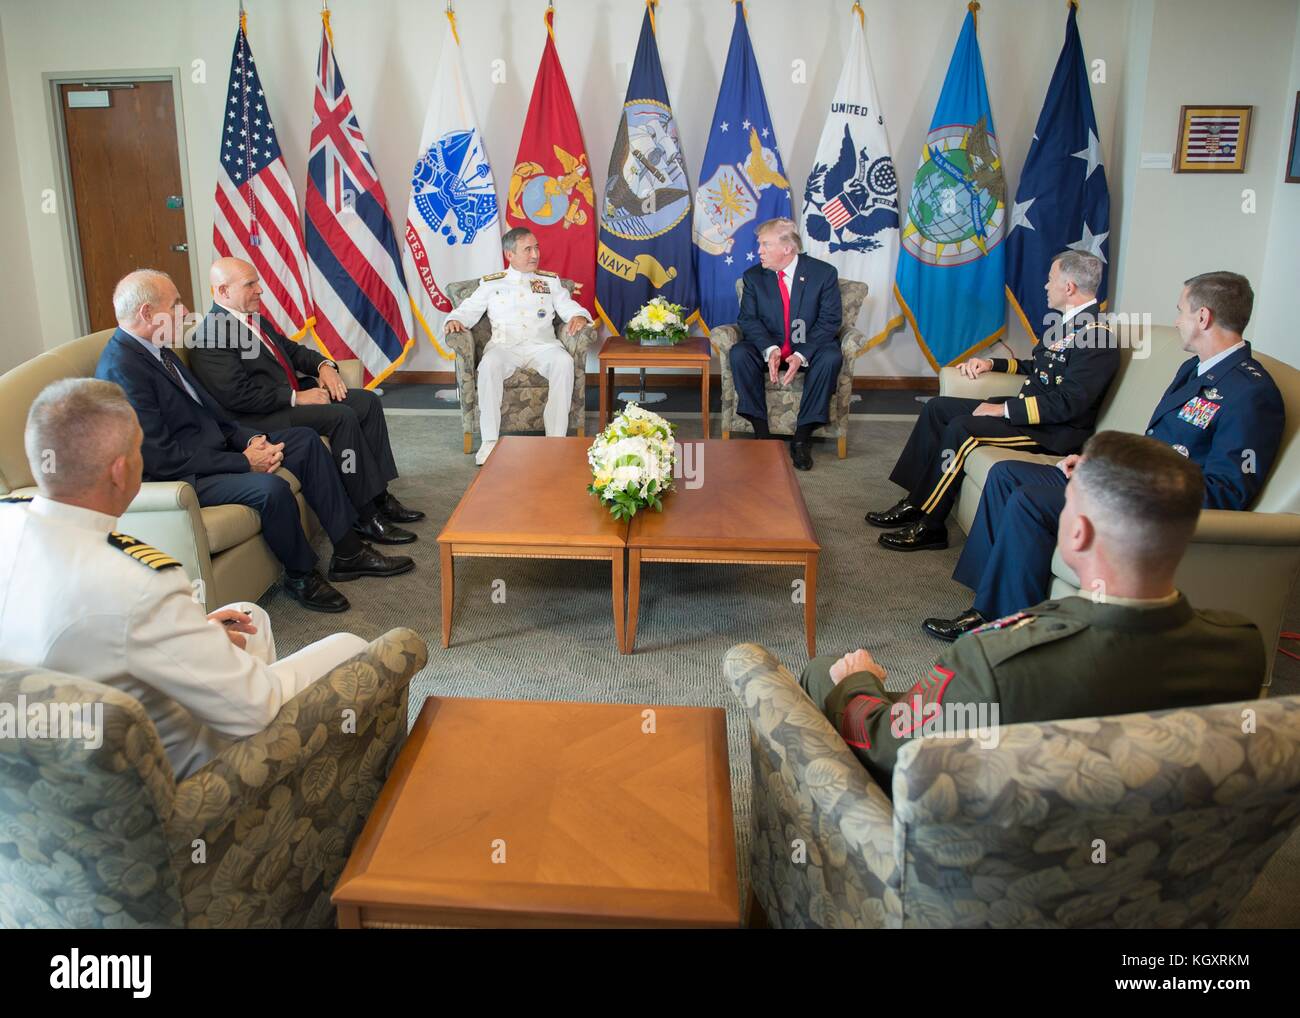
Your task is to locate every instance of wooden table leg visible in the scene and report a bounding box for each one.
[440,543,454,648]
[625,549,641,654]
[701,365,710,439]
[612,548,626,654]
[599,361,609,429]
[804,553,818,657]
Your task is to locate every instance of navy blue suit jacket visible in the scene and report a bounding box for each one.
[736,254,842,357]
[1145,342,1284,510]
[95,329,262,487]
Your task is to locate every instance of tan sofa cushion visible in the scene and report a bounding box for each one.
[199,504,263,555]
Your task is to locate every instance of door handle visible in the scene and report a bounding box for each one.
[171,243,188,253]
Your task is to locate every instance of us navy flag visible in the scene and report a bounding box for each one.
[1006,2,1109,339]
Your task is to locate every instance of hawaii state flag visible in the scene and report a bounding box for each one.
[506,6,595,307]
[305,9,414,387]
[894,6,1008,369]
[1006,2,1109,340]
[801,2,902,349]
[596,0,698,336]
[693,1,791,329]
[402,8,502,361]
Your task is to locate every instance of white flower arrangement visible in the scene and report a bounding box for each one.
[625,296,688,345]
[587,403,676,521]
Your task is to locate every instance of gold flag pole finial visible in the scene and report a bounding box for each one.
[321,1,333,43]
[447,2,459,45]
[1069,0,1079,9]
[851,1,864,27]
[968,0,980,27]
[546,0,555,43]
[238,0,246,34]
[646,0,657,35]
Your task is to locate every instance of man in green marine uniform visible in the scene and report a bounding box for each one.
[802,430,1266,792]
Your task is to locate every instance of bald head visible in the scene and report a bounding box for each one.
[210,257,263,315]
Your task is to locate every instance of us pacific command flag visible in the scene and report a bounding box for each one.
[693,1,791,330]
[801,1,902,349]
[1006,2,1109,340]
[894,5,1007,369]
[596,1,698,335]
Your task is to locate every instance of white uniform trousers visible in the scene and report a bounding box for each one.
[224,602,370,687]
[476,339,576,442]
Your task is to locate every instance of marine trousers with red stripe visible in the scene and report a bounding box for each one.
[887,396,1045,527]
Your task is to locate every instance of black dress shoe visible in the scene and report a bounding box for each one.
[865,498,924,528]
[922,607,987,642]
[790,440,813,471]
[878,521,949,551]
[353,513,417,545]
[327,543,415,582]
[377,492,425,523]
[283,571,350,613]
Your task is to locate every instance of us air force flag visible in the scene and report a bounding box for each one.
[801,1,902,349]
[596,1,698,335]
[894,5,1007,369]
[402,9,502,360]
[1006,3,1109,340]
[693,1,791,329]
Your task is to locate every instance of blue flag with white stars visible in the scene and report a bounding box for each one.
[1006,4,1110,340]
[693,2,792,329]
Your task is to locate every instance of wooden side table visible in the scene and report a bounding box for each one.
[597,336,713,439]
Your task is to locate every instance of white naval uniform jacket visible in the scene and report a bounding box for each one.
[0,496,307,778]
[444,267,591,350]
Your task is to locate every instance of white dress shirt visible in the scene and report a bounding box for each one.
[445,267,591,350]
[763,255,806,366]
[1197,340,1246,376]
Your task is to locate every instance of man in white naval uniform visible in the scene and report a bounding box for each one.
[0,378,369,779]
[444,227,592,464]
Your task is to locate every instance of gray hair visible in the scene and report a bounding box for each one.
[112,269,175,324]
[502,227,535,254]
[24,379,139,496]
[1052,250,1103,297]
[755,217,801,252]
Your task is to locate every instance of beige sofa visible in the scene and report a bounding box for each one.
[0,329,362,610]
[938,323,1300,686]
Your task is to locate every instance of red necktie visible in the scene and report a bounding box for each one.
[777,270,792,360]
[249,319,299,391]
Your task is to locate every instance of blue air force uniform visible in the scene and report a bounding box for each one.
[954,343,1285,618]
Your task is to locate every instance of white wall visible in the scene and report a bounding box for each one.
[1255,13,1300,359]
[0,15,43,373]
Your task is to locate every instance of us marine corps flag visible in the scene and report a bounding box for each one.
[694,0,791,329]
[402,6,502,360]
[507,5,595,307]
[596,0,698,335]
[894,2,1007,369]
[801,2,902,348]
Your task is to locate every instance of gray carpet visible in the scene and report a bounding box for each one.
[260,411,1300,926]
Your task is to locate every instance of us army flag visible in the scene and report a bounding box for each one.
[595,0,698,335]
[694,0,790,329]
[894,4,1007,369]
[801,2,902,349]
[402,8,502,359]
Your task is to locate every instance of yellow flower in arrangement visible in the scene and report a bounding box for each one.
[587,403,677,522]
[593,472,612,489]
[645,303,671,326]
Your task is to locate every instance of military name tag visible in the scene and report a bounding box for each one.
[1178,396,1221,429]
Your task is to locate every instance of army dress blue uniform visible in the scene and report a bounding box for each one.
[954,342,1285,619]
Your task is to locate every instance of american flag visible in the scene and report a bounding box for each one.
[212,15,313,340]
[822,192,858,231]
[304,12,414,388]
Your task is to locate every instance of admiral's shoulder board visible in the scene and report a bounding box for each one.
[481,270,507,282]
[1,495,34,504]
[535,269,558,278]
[108,531,182,571]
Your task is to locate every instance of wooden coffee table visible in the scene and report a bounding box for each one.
[332,696,739,928]
[626,439,820,655]
[597,335,712,438]
[437,436,627,650]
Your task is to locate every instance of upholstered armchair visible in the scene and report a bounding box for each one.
[444,277,600,454]
[0,628,427,929]
[711,278,867,459]
[725,643,1300,929]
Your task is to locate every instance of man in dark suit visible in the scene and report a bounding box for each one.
[730,217,843,470]
[188,257,421,546]
[95,269,412,613]
[866,251,1119,550]
[922,270,1285,641]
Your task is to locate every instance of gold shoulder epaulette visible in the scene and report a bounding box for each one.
[535,269,558,277]
[1,495,34,504]
[107,531,182,571]
[482,270,507,281]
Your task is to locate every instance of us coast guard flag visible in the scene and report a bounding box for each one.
[694,1,790,329]
[1006,3,1109,340]
[801,1,902,349]
[596,1,698,335]
[305,10,414,387]
[403,9,502,359]
[895,5,1007,369]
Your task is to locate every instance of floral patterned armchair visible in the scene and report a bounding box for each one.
[445,277,600,454]
[710,278,868,459]
[0,628,426,929]
[725,643,1300,929]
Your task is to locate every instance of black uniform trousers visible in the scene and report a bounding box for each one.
[237,389,397,514]
[888,396,1044,527]
[192,426,357,575]
[729,342,844,432]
